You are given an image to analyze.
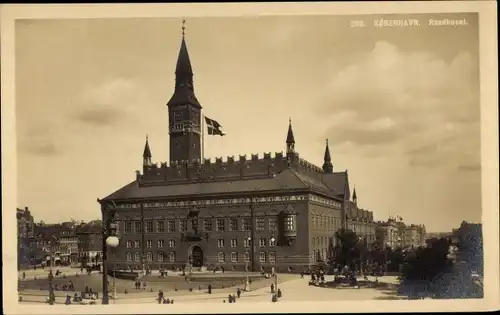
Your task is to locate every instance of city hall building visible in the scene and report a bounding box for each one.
[100,26,375,272]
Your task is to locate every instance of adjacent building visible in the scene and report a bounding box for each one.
[98,26,376,272]
[76,220,103,267]
[17,207,35,267]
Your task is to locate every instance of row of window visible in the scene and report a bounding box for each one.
[125,237,278,249]
[312,236,333,247]
[123,216,296,234]
[312,215,342,231]
[125,251,277,263]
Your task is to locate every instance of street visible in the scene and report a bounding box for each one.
[19,274,403,304]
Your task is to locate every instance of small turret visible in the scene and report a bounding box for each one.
[286,117,295,154]
[322,138,333,174]
[143,135,152,167]
[353,187,357,204]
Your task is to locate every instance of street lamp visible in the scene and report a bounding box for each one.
[106,235,119,302]
[101,207,119,305]
[270,236,278,299]
[244,235,252,292]
[47,236,58,305]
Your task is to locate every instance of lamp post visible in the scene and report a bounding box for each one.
[244,235,252,292]
[47,236,57,305]
[101,206,119,305]
[270,236,278,298]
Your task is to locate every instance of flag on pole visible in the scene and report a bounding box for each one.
[204,116,225,136]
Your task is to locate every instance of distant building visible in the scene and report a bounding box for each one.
[344,189,376,247]
[76,221,103,267]
[17,207,35,267]
[375,218,426,249]
[30,222,80,265]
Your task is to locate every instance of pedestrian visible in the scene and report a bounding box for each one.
[208,284,212,294]
[65,295,71,305]
[158,290,164,304]
[228,294,233,303]
[84,285,89,294]
[232,294,236,303]
[277,288,282,298]
[270,283,275,294]
[22,271,26,280]
[143,281,147,290]
[300,271,304,278]
[221,266,225,274]
[236,288,241,298]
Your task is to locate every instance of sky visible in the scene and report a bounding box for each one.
[15,13,481,232]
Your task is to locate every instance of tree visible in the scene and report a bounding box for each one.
[333,228,361,270]
[399,238,454,298]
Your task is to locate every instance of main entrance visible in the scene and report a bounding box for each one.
[190,245,204,267]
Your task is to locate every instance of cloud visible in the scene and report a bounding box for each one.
[73,108,127,127]
[23,143,61,156]
[320,40,479,168]
[73,78,143,127]
[457,164,481,172]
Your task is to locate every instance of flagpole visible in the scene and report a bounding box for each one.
[201,114,205,162]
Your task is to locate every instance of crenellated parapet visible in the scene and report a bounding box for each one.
[138,151,310,185]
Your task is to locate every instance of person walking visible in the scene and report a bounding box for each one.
[236,288,241,298]
[270,283,275,294]
[208,284,212,294]
[158,290,164,304]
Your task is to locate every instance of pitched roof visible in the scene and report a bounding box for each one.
[103,168,312,201]
[322,171,349,197]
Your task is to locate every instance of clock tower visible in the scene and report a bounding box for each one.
[166,21,202,164]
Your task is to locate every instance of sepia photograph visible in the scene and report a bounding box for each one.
[1,2,498,314]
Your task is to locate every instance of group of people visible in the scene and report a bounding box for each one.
[134,277,147,290]
[156,290,175,304]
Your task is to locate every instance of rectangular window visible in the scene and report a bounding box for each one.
[269,251,276,263]
[268,217,277,231]
[229,218,238,231]
[146,240,153,248]
[167,220,175,233]
[125,222,132,233]
[242,218,252,231]
[216,219,225,232]
[145,221,154,233]
[157,252,164,262]
[156,221,165,233]
[126,252,132,261]
[244,252,250,262]
[203,219,212,232]
[259,238,266,247]
[217,238,225,248]
[157,240,164,248]
[231,252,238,263]
[147,252,153,262]
[134,221,142,233]
[134,252,140,261]
[217,252,225,263]
[169,239,176,248]
[179,219,187,232]
[230,238,237,248]
[126,240,132,248]
[169,252,175,262]
[134,240,140,248]
[243,238,251,248]
[256,217,265,231]
[284,215,296,231]
[259,252,266,263]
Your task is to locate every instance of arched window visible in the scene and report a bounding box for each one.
[146,252,153,262]
[157,252,164,262]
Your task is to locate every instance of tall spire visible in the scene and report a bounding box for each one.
[353,187,357,203]
[286,117,295,153]
[143,135,152,166]
[322,138,333,174]
[167,19,201,108]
